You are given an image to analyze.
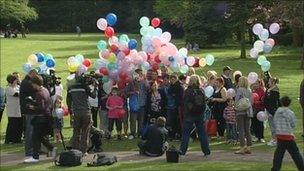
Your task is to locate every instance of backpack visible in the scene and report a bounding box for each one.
[190,89,206,115]
[87,153,117,167]
[235,89,251,111]
[55,149,83,167]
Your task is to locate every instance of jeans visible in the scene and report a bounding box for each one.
[166,108,179,139]
[130,107,145,136]
[180,117,210,155]
[25,115,35,156]
[99,110,108,135]
[70,111,92,153]
[271,140,304,171]
[32,116,53,159]
[226,123,237,141]
[236,115,252,147]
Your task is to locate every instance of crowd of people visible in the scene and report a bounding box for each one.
[0,65,303,170]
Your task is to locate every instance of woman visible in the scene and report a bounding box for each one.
[264,77,280,146]
[5,74,23,144]
[251,79,266,143]
[146,81,166,120]
[179,75,210,156]
[211,77,227,138]
[235,76,253,154]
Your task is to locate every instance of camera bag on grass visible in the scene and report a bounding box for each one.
[166,146,179,163]
[87,153,117,167]
[54,149,83,167]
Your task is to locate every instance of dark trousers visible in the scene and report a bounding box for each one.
[271,139,304,171]
[5,117,23,143]
[226,123,238,141]
[167,108,179,139]
[0,110,3,122]
[251,110,264,139]
[180,118,210,155]
[31,116,53,159]
[130,107,145,136]
[108,118,122,132]
[91,107,99,128]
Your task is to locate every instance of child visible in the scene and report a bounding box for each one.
[106,87,124,140]
[223,98,237,145]
[271,96,304,171]
[52,95,64,143]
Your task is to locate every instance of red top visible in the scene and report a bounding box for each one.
[276,134,295,141]
[106,95,124,119]
[253,87,266,111]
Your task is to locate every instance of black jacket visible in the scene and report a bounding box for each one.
[168,81,184,108]
[221,75,234,90]
[19,75,36,115]
[146,89,166,117]
[184,86,206,120]
[143,124,168,155]
[264,86,280,115]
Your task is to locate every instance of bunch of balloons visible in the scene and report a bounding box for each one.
[67,54,93,75]
[23,53,56,74]
[250,23,280,72]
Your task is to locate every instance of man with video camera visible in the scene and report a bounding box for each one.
[67,71,98,155]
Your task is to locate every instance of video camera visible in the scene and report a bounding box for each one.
[76,71,101,86]
[41,69,60,88]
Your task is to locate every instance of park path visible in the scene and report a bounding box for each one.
[0,150,295,166]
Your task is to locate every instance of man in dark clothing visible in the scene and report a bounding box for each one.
[67,74,97,155]
[24,75,56,163]
[138,117,169,156]
[221,66,234,89]
[19,69,38,157]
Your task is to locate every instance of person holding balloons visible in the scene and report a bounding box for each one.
[251,79,266,143]
[264,77,280,147]
[221,66,234,90]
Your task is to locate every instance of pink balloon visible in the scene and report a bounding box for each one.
[101,49,110,59]
[152,37,162,48]
[265,38,275,47]
[186,56,195,66]
[161,32,171,43]
[138,51,148,61]
[166,43,178,56]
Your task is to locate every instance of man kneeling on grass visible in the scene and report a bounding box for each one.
[138,117,169,157]
[271,96,304,171]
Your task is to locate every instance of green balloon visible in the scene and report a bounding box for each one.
[261,60,271,71]
[205,54,215,66]
[107,62,117,70]
[119,34,129,43]
[140,26,149,36]
[257,55,267,65]
[139,16,150,27]
[102,76,109,83]
[97,40,107,50]
[180,65,189,74]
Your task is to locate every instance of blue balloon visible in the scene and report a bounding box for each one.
[36,53,45,62]
[22,63,32,73]
[46,59,56,68]
[106,13,117,26]
[168,56,175,62]
[128,39,137,50]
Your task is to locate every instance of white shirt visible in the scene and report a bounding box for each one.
[88,85,98,107]
[5,85,21,117]
[55,84,63,97]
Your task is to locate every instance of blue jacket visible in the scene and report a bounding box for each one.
[0,87,5,111]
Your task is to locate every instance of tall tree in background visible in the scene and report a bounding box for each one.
[0,0,38,25]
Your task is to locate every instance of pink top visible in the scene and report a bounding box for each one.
[106,95,124,119]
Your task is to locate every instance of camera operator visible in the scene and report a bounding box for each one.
[41,69,58,97]
[67,71,98,155]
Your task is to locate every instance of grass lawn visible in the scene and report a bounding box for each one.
[0,33,303,170]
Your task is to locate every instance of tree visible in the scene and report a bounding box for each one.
[0,0,38,25]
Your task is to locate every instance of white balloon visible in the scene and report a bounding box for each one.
[204,86,214,98]
[257,111,268,122]
[249,48,259,58]
[253,40,264,52]
[108,36,118,45]
[97,18,107,31]
[269,23,280,34]
[258,29,269,41]
[248,72,258,84]
[186,56,195,66]
[55,108,64,118]
[252,23,263,35]
[227,88,236,98]
[161,32,171,43]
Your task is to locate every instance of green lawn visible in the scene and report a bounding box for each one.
[0,33,303,170]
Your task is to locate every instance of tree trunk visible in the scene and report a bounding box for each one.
[240,22,246,59]
[301,47,304,69]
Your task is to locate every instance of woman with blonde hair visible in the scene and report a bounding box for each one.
[235,76,253,154]
[179,75,210,156]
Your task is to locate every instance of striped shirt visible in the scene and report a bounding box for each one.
[223,106,236,124]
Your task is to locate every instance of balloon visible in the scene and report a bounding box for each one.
[119,34,129,43]
[45,54,54,59]
[106,13,117,26]
[108,53,117,63]
[252,23,263,35]
[142,61,150,70]
[95,58,109,69]
[263,43,273,53]
[261,60,271,71]
[78,65,88,75]
[63,107,69,116]
[186,56,195,66]
[117,51,126,60]
[253,93,259,103]
[103,81,113,94]
[227,88,236,98]
[109,70,118,80]
[152,63,159,71]
[46,58,55,68]
[119,71,129,80]
[67,74,75,81]
[36,53,45,62]
[128,39,138,50]
[82,58,92,68]
[75,54,84,64]
[257,55,267,65]
[257,111,268,122]
[248,72,258,84]
[22,63,32,73]
[180,65,189,74]
[107,62,117,70]
[67,56,76,65]
[55,108,64,118]
[100,49,110,59]
[161,32,171,43]
[269,23,280,34]
[99,67,109,76]
[151,17,161,27]
[258,29,269,41]
[168,56,174,62]
[154,28,163,37]
[27,54,38,65]
[249,48,259,58]
[139,16,150,27]
[199,58,206,67]
[265,38,275,47]
[97,40,107,50]
[233,70,242,78]
[108,36,118,46]
[178,48,188,57]
[110,44,119,53]
[97,18,107,31]
[205,54,215,66]
[140,26,149,36]
[204,86,214,98]
[105,26,115,38]
[253,40,264,52]
[117,80,127,90]
[102,76,110,83]
[68,63,79,72]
